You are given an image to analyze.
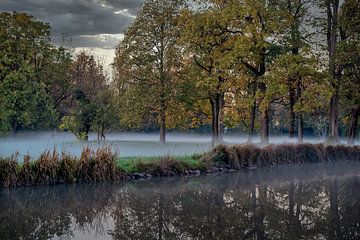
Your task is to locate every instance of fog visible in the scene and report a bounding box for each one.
[0,131,358,159]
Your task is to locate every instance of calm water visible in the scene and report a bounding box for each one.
[1,162,360,240]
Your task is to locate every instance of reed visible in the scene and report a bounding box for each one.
[208,144,360,169]
[0,154,18,188]
[0,147,125,187]
[1,144,360,188]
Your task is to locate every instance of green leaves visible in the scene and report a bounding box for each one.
[0,12,65,133]
[113,0,190,131]
[61,52,115,141]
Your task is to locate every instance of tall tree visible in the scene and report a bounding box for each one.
[113,0,186,144]
[178,0,236,145]
[323,0,341,144]
[37,47,73,119]
[338,0,360,144]
[228,0,286,144]
[0,12,58,133]
[60,52,113,141]
[276,0,314,141]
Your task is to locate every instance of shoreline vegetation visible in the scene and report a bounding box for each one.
[1,144,360,188]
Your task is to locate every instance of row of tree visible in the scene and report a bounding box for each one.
[1,0,360,145]
[113,0,360,145]
[0,12,117,140]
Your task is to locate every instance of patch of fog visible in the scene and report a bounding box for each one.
[0,131,358,159]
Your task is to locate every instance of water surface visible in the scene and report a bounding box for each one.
[1,161,360,239]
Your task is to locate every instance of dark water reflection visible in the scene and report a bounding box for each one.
[1,162,360,240]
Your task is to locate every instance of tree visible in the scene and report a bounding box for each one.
[268,51,331,143]
[92,89,119,141]
[178,1,238,145]
[275,0,315,140]
[60,52,114,141]
[322,0,341,144]
[337,0,360,144]
[113,0,186,144]
[0,12,58,133]
[37,47,73,119]
[227,0,287,144]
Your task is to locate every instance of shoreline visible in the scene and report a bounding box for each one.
[1,144,360,188]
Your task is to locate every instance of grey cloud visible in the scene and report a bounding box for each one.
[0,0,144,48]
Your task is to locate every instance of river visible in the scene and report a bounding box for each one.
[1,161,360,239]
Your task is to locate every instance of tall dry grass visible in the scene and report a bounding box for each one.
[0,147,124,188]
[208,144,360,170]
[0,154,18,188]
[1,144,360,188]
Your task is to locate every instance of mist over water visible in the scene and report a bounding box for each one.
[0,131,358,159]
[1,161,360,240]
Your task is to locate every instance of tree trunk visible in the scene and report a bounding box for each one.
[248,100,256,144]
[329,92,340,144]
[327,0,340,145]
[210,94,224,146]
[347,107,360,145]
[160,104,166,144]
[101,125,105,141]
[211,99,217,144]
[296,77,303,144]
[289,80,296,138]
[261,106,270,145]
[298,114,304,144]
[218,93,224,143]
[159,74,166,144]
[11,120,18,135]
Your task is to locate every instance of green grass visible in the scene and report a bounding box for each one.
[117,154,202,173]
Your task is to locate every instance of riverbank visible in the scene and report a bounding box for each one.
[1,144,360,188]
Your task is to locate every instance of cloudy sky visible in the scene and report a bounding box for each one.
[0,0,145,73]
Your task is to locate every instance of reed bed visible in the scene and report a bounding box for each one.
[0,147,125,188]
[208,144,360,170]
[1,144,360,188]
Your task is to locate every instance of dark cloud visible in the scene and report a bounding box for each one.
[0,0,144,48]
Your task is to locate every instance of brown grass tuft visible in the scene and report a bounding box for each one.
[0,147,124,188]
[0,154,18,187]
[210,144,360,169]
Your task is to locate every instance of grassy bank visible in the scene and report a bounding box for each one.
[117,154,204,173]
[1,144,360,188]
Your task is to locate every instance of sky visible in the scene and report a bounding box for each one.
[0,0,145,74]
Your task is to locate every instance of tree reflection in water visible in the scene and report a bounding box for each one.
[1,162,360,240]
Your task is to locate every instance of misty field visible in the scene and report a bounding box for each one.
[1,131,356,160]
